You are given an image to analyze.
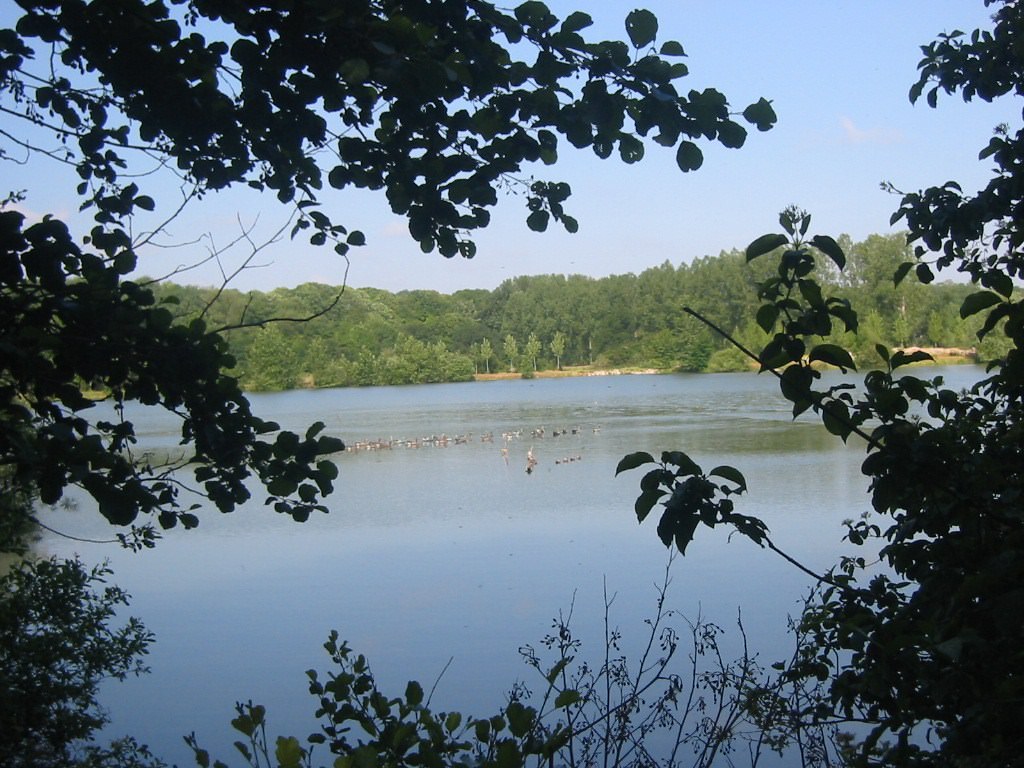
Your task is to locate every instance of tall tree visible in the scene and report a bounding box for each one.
[524,332,542,371]
[503,334,519,372]
[0,556,157,767]
[550,330,567,370]
[240,324,300,391]
[479,337,493,374]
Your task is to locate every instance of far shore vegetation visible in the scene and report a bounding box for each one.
[143,232,998,393]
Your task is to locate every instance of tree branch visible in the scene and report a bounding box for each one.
[682,306,880,450]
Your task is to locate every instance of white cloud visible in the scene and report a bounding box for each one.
[840,116,904,145]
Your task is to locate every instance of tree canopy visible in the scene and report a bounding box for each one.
[144,233,984,391]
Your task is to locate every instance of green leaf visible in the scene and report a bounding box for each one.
[635,488,666,523]
[113,249,136,274]
[821,400,853,440]
[267,477,297,497]
[982,269,1014,298]
[328,166,348,190]
[618,134,645,163]
[471,107,503,140]
[658,509,700,553]
[616,451,655,475]
[746,233,787,261]
[640,467,668,492]
[828,301,858,333]
[890,349,933,369]
[474,719,490,741]
[445,711,462,732]
[495,741,522,768]
[545,658,569,683]
[275,736,305,768]
[798,278,825,308]
[758,337,790,370]
[893,261,914,285]
[756,303,778,333]
[526,210,549,232]
[405,680,424,707]
[675,141,703,172]
[554,689,581,708]
[560,11,592,34]
[662,450,702,476]
[505,701,534,737]
[231,713,255,737]
[934,636,965,660]
[709,465,747,492]
[979,136,1002,160]
[959,290,1003,319]
[625,9,658,48]
[742,97,777,131]
[809,343,857,372]
[810,235,845,270]
[779,364,815,415]
[976,301,1011,339]
[659,40,685,56]
[515,1,556,31]
[340,58,370,84]
[717,120,746,149]
[667,62,688,80]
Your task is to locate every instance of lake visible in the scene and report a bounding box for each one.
[35,366,981,766]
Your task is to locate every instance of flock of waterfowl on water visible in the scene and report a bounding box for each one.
[344,424,602,472]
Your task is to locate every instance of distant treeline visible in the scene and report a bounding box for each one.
[148,233,1003,391]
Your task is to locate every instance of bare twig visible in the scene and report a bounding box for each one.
[30,516,121,545]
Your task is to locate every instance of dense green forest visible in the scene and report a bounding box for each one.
[151,232,996,391]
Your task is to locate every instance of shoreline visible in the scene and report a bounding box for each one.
[472,349,979,382]
[82,354,981,400]
[473,366,660,381]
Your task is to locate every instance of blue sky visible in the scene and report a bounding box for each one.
[6,1,1019,293]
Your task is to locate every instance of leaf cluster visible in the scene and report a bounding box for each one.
[616,450,759,554]
[617,6,1024,763]
[0,208,343,544]
[2,0,774,258]
[190,567,842,768]
[0,556,157,767]
[708,210,1023,765]
[188,629,572,768]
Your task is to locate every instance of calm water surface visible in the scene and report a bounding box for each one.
[36,367,981,766]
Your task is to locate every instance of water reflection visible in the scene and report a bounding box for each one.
[34,367,981,766]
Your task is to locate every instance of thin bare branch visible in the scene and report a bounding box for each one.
[30,516,121,545]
